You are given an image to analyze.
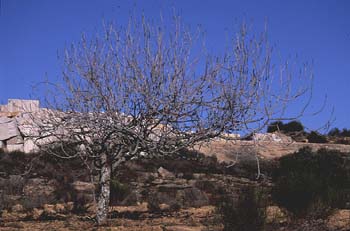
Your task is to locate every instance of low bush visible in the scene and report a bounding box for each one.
[217,186,268,231]
[110,178,131,205]
[272,147,350,218]
[307,131,327,143]
[267,121,304,133]
[328,128,350,137]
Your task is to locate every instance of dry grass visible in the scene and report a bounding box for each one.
[0,206,219,231]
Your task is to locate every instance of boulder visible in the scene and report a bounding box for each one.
[0,118,20,141]
[43,204,56,215]
[11,204,24,213]
[32,208,44,220]
[158,167,175,179]
[54,203,66,213]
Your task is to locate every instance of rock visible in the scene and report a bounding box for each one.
[327,209,350,231]
[1,210,13,221]
[71,181,95,204]
[253,132,293,143]
[158,167,175,179]
[65,202,74,212]
[71,181,95,192]
[23,138,39,153]
[179,188,209,207]
[157,183,191,190]
[159,203,171,211]
[266,206,289,224]
[192,173,206,179]
[112,202,149,213]
[6,136,24,145]
[6,144,24,152]
[55,203,66,213]
[0,118,20,141]
[1,209,27,222]
[7,99,39,112]
[43,204,56,215]
[32,208,44,220]
[85,202,97,214]
[137,172,158,183]
[164,226,204,231]
[152,178,164,184]
[11,204,24,213]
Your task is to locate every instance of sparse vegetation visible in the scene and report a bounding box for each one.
[1,144,350,230]
[217,186,268,231]
[272,147,350,218]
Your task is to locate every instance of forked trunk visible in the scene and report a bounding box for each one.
[96,153,111,225]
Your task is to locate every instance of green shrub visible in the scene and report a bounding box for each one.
[267,121,304,133]
[328,128,341,137]
[217,186,267,231]
[267,121,284,133]
[283,121,304,133]
[110,178,130,205]
[328,128,350,137]
[307,131,327,143]
[272,147,350,218]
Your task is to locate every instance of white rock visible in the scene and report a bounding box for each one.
[6,144,24,152]
[24,138,39,153]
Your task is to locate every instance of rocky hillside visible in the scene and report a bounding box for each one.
[196,138,350,162]
[0,145,349,230]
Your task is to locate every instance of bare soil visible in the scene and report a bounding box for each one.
[0,206,220,231]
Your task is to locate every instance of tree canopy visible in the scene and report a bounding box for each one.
[35,15,312,224]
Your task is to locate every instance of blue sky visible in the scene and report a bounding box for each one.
[0,0,349,130]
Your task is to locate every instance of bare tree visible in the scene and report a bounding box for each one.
[35,16,312,225]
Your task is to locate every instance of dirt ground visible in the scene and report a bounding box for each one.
[0,206,221,231]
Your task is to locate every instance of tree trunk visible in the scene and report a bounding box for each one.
[96,153,111,225]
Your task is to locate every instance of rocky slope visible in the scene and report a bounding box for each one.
[1,144,350,230]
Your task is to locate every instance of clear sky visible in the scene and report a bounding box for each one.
[0,0,349,130]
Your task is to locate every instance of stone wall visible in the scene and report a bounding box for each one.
[3,99,39,113]
[0,99,41,153]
